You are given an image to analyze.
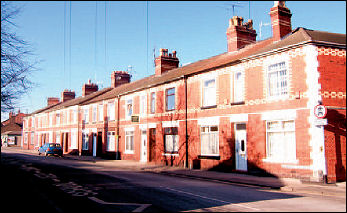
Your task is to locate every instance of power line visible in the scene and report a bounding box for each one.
[146,1,149,76]
[63,1,66,89]
[69,1,72,89]
[94,1,98,82]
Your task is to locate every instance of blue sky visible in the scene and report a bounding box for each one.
[2,1,346,120]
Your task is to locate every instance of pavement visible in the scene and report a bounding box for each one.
[3,146,346,197]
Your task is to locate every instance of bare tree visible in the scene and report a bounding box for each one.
[1,2,39,113]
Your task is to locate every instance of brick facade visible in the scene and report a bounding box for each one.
[22,2,346,183]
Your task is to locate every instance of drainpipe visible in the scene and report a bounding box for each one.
[184,75,189,168]
[116,95,120,160]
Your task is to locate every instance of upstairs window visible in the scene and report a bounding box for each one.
[92,105,97,122]
[126,99,133,118]
[98,104,103,122]
[150,92,156,114]
[107,101,115,121]
[267,62,288,99]
[231,71,245,103]
[83,107,89,123]
[202,78,216,107]
[140,95,147,114]
[166,88,175,111]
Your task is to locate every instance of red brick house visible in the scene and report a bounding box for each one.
[1,110,28,146]
[22,1,346,183]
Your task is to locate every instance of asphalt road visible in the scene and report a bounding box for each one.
[1,151,346,212]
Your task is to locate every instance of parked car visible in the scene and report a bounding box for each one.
[38,143,63,157]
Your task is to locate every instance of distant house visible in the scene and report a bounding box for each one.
[22,1,346,183]
[1,110,27,146]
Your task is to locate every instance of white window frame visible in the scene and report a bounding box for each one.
[200,125,219,156]
[107,131,115,151]
[140,95,147,115]
[107,101,115,121]
[266,61,289,100]
[30,132,35,145]
[125,130,134,154]
[24,132,28,144]
[98,103,103,122]
[72,108,78,124]
[202,78,216,107]
[56,113,60,126]
[163,127,179,153]
[83,107,89,123]
[31,117,35,128]
[231,70,245,103]
[165,87,176,111]
[55,132,60,144]
[126,98,133,120]
[265,120,297,163]
[92,105,97,123]
[150,92,156,114]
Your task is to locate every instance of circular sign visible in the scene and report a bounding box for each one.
[314,105,327,118]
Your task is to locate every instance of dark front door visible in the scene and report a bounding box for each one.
[149,128,156,162]
[64,133,69,153]
[97,132,103,156]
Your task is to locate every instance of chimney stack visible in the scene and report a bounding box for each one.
[82,79,98,96]
[155,49,179,76]
[47,97,60,106]
[226,16,257,52]
[111,71,131,88]
[61,89,75,102]
[270,1,292,41]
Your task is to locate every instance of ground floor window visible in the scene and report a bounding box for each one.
[24,132,28,144]
[266,120,296,162]
[164,127,178,153]
[107,131,115,151]
[125,131,134,153]
[201,126,219,155]
[82,132,89,150]
[55,132,60,144]
[30,132,35,145]
[70,131,77,149]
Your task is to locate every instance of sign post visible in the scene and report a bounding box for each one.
[314,105,327,126]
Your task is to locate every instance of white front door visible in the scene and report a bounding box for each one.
[92,134,97,157]
[235,123,247,171]
[140,130,147,162]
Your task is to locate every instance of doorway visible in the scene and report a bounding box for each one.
[235,123,247,171]
[140,130,148,162]
[92,133,97,157]
[97,132,103,156]
[149,128,156,162]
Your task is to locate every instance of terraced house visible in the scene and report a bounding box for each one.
[22,1,346,183]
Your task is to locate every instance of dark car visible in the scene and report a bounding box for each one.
[38,143,63,157]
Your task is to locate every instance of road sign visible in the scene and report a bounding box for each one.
[314,105,327,118]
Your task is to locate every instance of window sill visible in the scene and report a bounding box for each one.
[262,158,298,164]
[230,101,245,106]
[201,105,217,110]
[124,150,134,154]
[162,153,179,156]
[198,155,220,160]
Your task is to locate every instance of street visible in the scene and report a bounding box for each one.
[1,150,346,212]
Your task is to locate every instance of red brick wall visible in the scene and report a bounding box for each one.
[318,47,346,182]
